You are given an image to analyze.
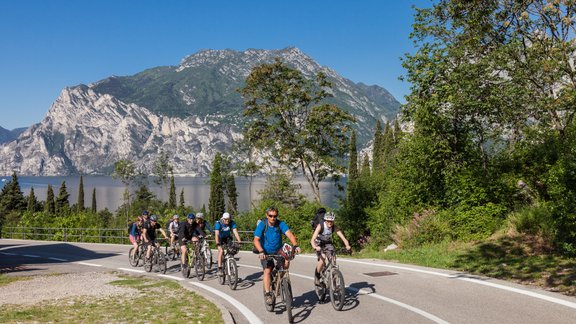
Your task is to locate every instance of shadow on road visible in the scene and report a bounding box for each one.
[0,242,118,275]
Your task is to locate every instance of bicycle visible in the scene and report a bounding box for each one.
[181,240,206,281]
[257,243,295,323]
[199,234,213,269]
[314,244,349,310]
[143,239,167,274]
[128,240,146,267]
[165,237,181,261]
[217,241,239,290]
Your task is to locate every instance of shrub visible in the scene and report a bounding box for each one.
[507,203,556,241]
[450,203,506,241]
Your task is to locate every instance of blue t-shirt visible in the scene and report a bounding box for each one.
[254,219,290,254]
[214,220,237,238]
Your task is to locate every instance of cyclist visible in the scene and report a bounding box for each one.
[168,214,180,250]
[214,212,242,275]
[141,210,150,223]
[310,211,351,286]
[128,216,143,259]
[253,206,301,305]
[195,212,214,236]
[142,214,169,262]
[178,213,199,269]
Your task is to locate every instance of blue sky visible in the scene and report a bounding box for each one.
[0,0,433,130]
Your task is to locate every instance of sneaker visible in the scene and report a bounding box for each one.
[265,292,274,304]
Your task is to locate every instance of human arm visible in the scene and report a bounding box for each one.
[336,230,351,251]
[310,224,322,252]
[232,222,241,243]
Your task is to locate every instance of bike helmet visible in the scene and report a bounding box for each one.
[279,243,294,260]
[196,213,204,219]
[150,215,158,221]
[222,212,231,220]
[187,213,195,220]
[173,214,179,219]
[324,212,336,221]
[142,210,149,216]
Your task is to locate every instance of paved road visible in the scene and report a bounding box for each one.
[1,239,576,323]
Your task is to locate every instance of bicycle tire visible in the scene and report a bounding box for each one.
[128,247,138,267]
[227,259,238,290]
[181,254,190,278]
[157,250,167,274]
[218,264,225,285]
[330,269,346,311]
[144,252,153,272]
[282,278,293,323]
[204,246,213,269]
[314,270,327,302]
[195,252,206,281]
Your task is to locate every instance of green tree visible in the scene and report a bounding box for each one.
[45,184,55,214]
[77,175,85,212]
[348,130,359,181]
[168,175,177,209]
[27,187,39,212]
[360,153,371,178]
[153,149,173,187]
[179,188,185,209]
[225,174,238,216]
[208,153,225,223]
[240,58,355,203]
[0,172,26,228]
[55,181,70,215]
[91,188,97,213]
[372,120,383,174]
[112,159,137,223]
[258,169,305,208]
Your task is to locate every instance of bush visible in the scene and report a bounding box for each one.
[391,209,452,248]
[450,203,506,241]
[507,203,556,241]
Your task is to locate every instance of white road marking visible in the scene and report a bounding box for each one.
[337,258,576,310]
[188,281,263,324]
[238,262,449,323]
[22,254,40,258]
[75,262,102,267]
[157,274,184,281]
[0,252,17,256]
[48,257,68,261]
[0,244,35,251]
[117,267,145,273]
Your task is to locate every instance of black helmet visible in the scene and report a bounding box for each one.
[150,215,158,221]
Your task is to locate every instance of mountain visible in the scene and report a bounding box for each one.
[0,47,401,176]
[0,127,26,145]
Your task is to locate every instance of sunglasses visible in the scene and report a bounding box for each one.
[267,214,278,218]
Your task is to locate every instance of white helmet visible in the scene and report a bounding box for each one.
[196,213,204,219]
[222,212,231,220]
[324,212,336,221]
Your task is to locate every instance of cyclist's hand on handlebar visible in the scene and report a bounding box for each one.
[314,246,321,252]
[295,246,301,254]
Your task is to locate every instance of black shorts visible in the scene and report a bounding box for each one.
[219,236,233,246]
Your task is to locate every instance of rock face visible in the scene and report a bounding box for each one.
[0,47,401,176]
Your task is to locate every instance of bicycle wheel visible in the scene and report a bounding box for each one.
[157,250,167,274]
[330,269,346,311]
[195,252,206,281]
[218,262,226,285]
[204,246,213,269]
[227,259,238,290]
[128,247,138,267]
[282,278,293,323]
[144,251,153,272]
[314,270,327,302]
[181,255,190,279]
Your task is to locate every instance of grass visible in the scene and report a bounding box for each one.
[0,274,30,287]
[0,274,224,323]
[357,233,576,296]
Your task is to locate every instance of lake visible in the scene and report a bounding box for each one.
[0,175,343,212]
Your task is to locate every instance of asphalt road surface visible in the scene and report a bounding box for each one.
[1,239,576,323]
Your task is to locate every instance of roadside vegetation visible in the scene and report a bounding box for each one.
[0,274,223,323]
[1,0,575,297]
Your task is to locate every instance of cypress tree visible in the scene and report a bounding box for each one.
[77,175,85,212]
[393,118,403,145]
[372,120,383,173]
[226,174,238,216]
[348,130,358,180]
[91,188,97,213]
[45,184,55,214]
[381,121,393,166]
[168,175,177,209]
[361,153,371,178]
[208,153,225,223]
[55,181,70,214]
[0,172,26,215]
[179,189,185,208]
[27,187,38,212]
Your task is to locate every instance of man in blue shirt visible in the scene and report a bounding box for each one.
[253,206,300,304]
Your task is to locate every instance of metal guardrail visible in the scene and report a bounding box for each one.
[0,227,255,245]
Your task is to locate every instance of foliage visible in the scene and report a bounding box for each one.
[257,169,305,208]
[45,184,55,214]
[225,174,238,216]
[55,181,70,215]
[91,188,97,213]
[208,152,225,223]
[0,172,26,227]
[77,175,85,212]
[240,58,355,202]
[168,175,176,209]
[153,150,173,187]
[508,203,556,242]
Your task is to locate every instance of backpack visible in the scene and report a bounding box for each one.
[127,222,134,235]
[311,208,326,229]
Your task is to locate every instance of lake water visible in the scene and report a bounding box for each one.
[0,175,343,212]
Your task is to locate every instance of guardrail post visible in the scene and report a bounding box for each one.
[64,228,67,242]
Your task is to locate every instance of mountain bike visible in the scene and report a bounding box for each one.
[181,240,206,281]
[314,244,350,310]
[128,240,146,267]
[165,237,181,261]
[257,243,295,323]
[144,240,167,274]
[218,242,239,290]
[199,234,213,269]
